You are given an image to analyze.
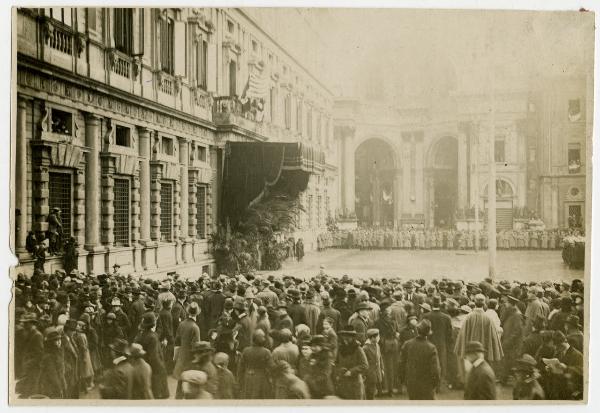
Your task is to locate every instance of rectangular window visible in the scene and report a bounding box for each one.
[284,94,291,129]
[162,137,174,156]
[568,144,581,174]
[48,172,72,238]
[196,39,208,90]
[160,182,173,242]
[202,264,210,276]
[198,146,207,162]
[568,99,582,122]
[317,195,322,227]
[88,8,97,31]
[115,125,131,147]
[227,20,235,34]
[114,8,133,55]
[49,7,72,26]
[113,178,130,246]
[296,100,302,133]
[317,113,322,142]
[307,108,313,139]
[50,109,73,136]
[229,61,237,96]
[307,195,313,228]
[196,185,206,239]
[160,17,175,75]
[494,139,505,163]
[270,87,277,122]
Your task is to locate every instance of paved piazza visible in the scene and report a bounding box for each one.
[276,249,584,282]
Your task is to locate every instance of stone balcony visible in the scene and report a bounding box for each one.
[213,95,297,143]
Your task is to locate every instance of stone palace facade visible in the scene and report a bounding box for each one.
[14,7,336,277]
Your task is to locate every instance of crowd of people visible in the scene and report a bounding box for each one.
[13,265,585,400]
[317,228,584,252]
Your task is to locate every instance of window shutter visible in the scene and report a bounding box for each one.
[174,20,186,77]
[206,41,217,92]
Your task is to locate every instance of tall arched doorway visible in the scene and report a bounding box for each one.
[355,138,396,227]
[431,137,458,228]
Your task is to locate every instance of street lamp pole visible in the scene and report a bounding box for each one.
[487,28,497,281]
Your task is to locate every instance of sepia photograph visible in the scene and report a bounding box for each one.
[8,3,594,405]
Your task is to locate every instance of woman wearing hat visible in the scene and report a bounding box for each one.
[238,330,274,398]
[35,327,67,399]
[334,327,368,399]
[73,320,94,393]
[135,312,169,399]
[512,354,545,400]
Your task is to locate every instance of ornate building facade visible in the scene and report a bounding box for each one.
[14,7,335,277]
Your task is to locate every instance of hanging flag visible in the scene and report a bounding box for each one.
[242,65,268,101]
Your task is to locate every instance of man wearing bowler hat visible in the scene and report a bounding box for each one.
[351,301,372,345]
[463,340,497,400]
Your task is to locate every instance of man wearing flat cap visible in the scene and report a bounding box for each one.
[363,328,383,400]
[463,341,497,400]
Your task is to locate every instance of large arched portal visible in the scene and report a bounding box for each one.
[431,137,458,228]
[355,138,396,226]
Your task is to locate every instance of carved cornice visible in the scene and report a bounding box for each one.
[17,61,215,141]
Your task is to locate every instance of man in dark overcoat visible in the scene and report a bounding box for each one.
[398,319,441,400]
[463,341,497,400]
[422,295,453,385]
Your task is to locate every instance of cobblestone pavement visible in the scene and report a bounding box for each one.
[276,248,584,282]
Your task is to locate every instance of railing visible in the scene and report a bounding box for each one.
[46,23,73,55]
[111,52,131,78]
[160,76,175,95]
[214,96,243,116]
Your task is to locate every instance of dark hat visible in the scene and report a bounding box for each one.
[416,319,432,336]
[379,298,393,312]
[277,300,288,309]
[224,297,234,310]
[506,295,520,305]
[355,302,371,312]
[141,312,157,329]
[44,327,62,342]
[109,338,131,355]
[64,319,77,331]
[419,302,432,312]
[566,315,581,328]
[431,295,442,308]
[513,354,537,372]
[287,288,301,299]
[464,341,486,354]
[310,334,328,347]
[191,341,214,354]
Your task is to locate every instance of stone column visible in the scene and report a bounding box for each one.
[179,138,189,263]
[393,169,402,227]
[342,134,355,215]
[137,127,151,243]
[415,135,424,216]
[551,183,559,228]
[457,132,468,209]
[402,136,412,217]
[84,113,101,250]
[15,97,28,253]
